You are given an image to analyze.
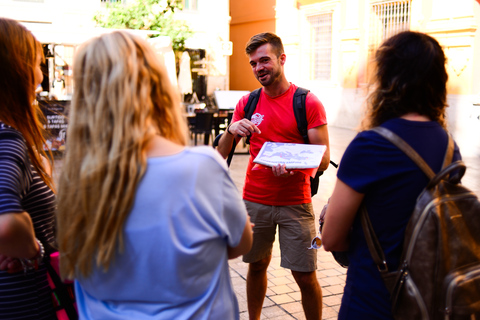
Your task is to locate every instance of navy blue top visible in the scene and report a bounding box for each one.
[337,118,461,320]
[0,122,56,319]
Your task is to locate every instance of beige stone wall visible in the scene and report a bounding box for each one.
[425,0,478,95]
[265,0,480,155]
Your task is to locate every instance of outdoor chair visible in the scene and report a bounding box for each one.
[190,112,214,145]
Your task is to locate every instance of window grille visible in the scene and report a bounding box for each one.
[369,1,411,52]
[307,13,332,81]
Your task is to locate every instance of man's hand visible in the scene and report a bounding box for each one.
[217,119,261,158]
[271,163,295,177]
[228,119,261,137]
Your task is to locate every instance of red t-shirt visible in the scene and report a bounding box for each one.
[232,83,327,206]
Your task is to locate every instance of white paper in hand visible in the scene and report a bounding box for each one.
[253,142,327,169]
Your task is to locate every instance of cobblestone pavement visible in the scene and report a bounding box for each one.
[225,125,480,320]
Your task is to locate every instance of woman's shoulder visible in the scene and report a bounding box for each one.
[0,122,24,139]
[341,119,440,167]
[348,128,392,151]
[184,146,229,171]
[381,117,443,131]
[355,118,459,168]
[356,118,446,144]
[0,124,28,155]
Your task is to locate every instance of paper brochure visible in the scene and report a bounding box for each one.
[253,142,327,169]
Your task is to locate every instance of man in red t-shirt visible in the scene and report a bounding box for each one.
[218,32,330,320]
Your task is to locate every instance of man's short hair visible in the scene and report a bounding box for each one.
[245,32,284,57]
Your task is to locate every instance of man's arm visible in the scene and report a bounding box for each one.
[308,124,330,171]
[216,124,239,158]
[216,119,261,159]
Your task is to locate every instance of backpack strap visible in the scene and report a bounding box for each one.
[441,133,454,169]
[244,88,262,145]
[362,126,462,297]
[360,205,389,273]
[214,88,262,167]
[244,88,262,120]
[292,87,310,144]
[292,87,340,195]
[361,126,436,274]
[370,127,436,180]
[244,87,310,144]
[212,132,236,167]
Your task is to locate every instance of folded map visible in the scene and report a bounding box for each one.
[253,142,327,169]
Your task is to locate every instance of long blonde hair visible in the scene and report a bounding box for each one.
[0,18,54,190]
[57,31,186,279]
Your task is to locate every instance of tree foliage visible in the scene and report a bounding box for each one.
[93,0,193,52]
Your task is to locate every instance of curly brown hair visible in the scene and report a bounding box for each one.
[363,31,448,129]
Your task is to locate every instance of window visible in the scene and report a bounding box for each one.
[306,13,332,81]
[369,1,411,52]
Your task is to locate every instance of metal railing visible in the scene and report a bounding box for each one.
[369,0,411,52]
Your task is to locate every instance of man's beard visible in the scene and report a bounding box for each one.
[256,66,281,87]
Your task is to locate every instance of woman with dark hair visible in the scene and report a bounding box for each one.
[0,18,57,319]
[321,31,462,319]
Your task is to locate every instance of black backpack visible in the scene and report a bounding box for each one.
[213,87,336,196]
[365,127,480,320]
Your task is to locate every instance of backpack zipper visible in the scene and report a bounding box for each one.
[404,274,429,319]
[445,265,480,320]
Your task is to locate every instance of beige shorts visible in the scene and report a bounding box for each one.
[242,200,317,272]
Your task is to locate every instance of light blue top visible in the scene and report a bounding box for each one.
[74,147,247,320]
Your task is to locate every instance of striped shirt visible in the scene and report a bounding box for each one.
[0,122,56,320]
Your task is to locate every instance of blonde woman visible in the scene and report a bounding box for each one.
[57,31,252,320]
[0,18,57,319]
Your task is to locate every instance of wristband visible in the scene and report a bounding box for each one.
[20,238,44,274]
[227,124,234,135]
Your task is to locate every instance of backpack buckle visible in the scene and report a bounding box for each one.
[378,260,389,273]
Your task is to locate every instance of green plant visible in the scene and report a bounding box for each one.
[93,0,193,52]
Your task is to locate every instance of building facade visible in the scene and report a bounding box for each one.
[0,0,232,101]
[230,0,480,157]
